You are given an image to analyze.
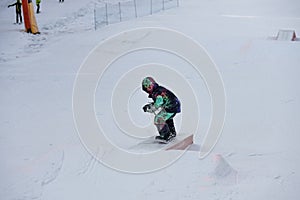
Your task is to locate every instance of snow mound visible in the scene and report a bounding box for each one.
[211,154,238,185]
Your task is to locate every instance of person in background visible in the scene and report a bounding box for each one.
[8,0,22,24]
[36,0,41,13]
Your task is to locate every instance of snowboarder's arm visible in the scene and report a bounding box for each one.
[154,95,164,108]
[143,102,162,113]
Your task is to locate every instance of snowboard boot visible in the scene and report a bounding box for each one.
[156,123,171,142]
[155,135,164,140]
[166,118,176,138]
[155,135,175,143]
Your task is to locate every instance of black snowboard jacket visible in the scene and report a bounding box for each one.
[147,84,181,114]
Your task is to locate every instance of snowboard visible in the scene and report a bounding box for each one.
[28,1,40,34]
[154,136,176,144]
[128,133,193,153]
[22,0,31,32]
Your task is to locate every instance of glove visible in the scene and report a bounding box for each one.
[143,103,157,113]
[143,103,163,114]
[142,104,151,112]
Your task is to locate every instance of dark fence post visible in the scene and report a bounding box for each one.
[134,0,137,18]
[105,3,108,25]
[119,2,122,22]
[94,4,97,30]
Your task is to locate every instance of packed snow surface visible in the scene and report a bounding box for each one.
[1,0,300,199]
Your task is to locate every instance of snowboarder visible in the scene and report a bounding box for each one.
[59,0,64,3]
[8,0,22,24]
[142,77,181,142]
[36,0,41,13]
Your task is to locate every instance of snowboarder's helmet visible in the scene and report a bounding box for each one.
[142,77,157,93]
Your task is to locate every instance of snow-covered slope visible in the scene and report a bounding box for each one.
[1,0,300,199]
